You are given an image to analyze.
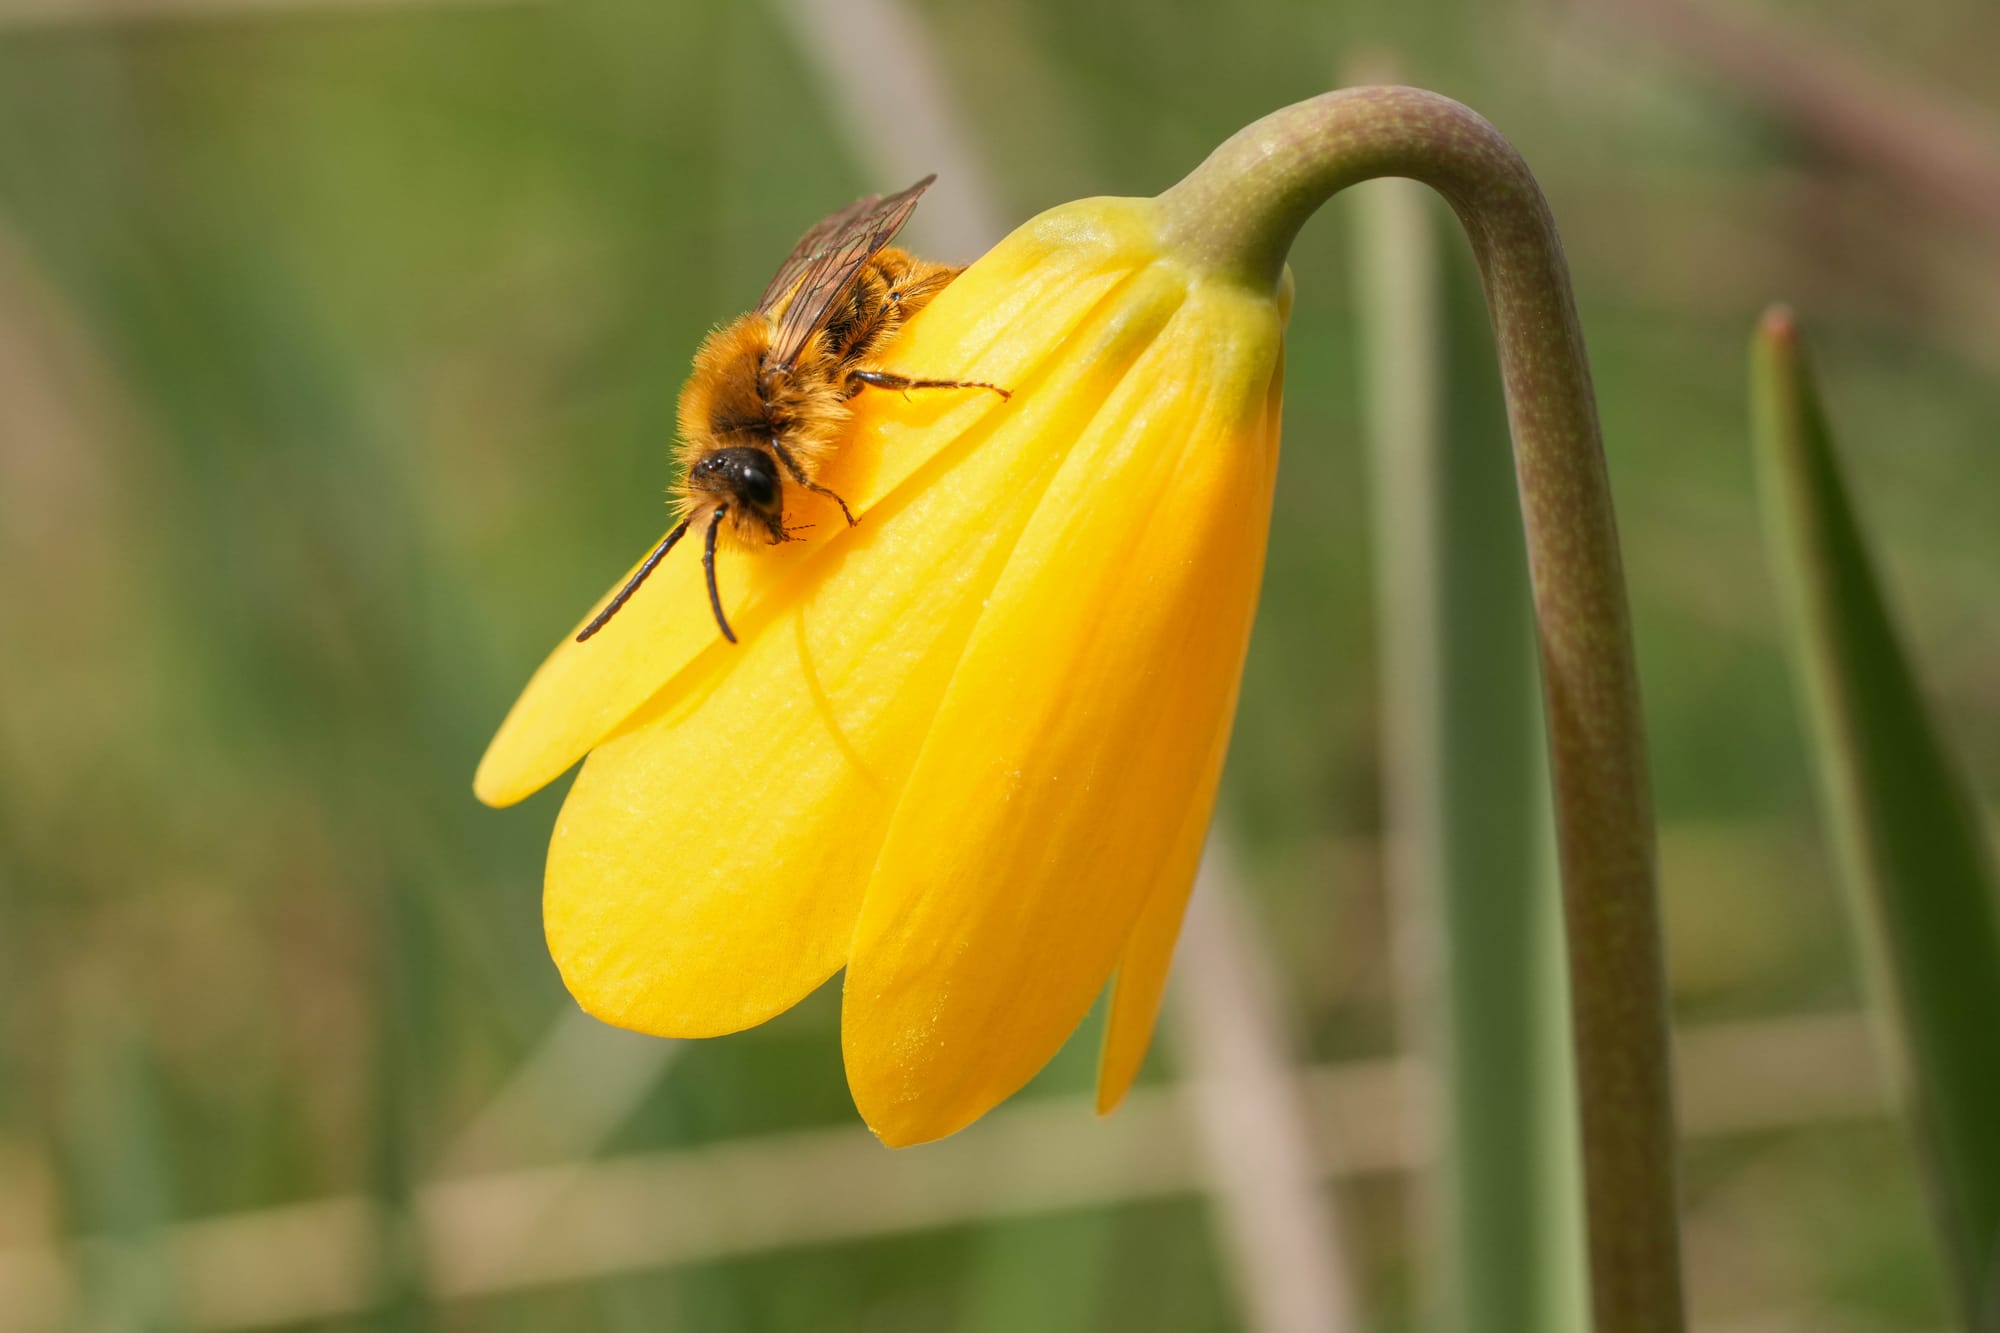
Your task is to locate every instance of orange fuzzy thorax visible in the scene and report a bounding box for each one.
[671,315,849,544]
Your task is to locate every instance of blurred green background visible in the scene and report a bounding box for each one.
[1,0,1995,1329]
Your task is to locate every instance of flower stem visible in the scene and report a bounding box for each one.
[1162,86,1682,1333]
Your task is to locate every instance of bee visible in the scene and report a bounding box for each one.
[576,174,1008,646]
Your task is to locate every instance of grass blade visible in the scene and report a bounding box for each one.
[1356,174,1587,1333]
[63,1009,183,1333]
[1751,305,2000,1330]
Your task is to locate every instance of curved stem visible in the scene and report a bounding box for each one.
[1162,86,1682,1333]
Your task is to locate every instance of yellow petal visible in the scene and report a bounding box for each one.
[844,281,1283,1146]
[1093,685,1236,1114]
[474,201,1163,809]
[1097,343,1285,1113]
[543,254,1192,1037]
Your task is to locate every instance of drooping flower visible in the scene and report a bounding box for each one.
[475,193,1287,1146]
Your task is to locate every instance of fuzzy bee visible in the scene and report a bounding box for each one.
[577,175,1008,646]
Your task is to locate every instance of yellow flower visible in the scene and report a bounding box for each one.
[474,194,1287,1146]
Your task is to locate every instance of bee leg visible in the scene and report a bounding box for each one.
[575,516,692,643]
[704,505,737,644]
[843,369,1012,402]
[768,440,858,527]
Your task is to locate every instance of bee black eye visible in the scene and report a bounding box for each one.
[737,453,778,509]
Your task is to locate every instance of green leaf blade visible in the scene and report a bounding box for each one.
[1751,305,2000,1331]
[1358,175,1587,1333]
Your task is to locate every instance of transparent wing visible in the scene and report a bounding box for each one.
[755,189,894,316]
[757,175,936,371]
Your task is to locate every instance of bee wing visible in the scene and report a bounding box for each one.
[757,174,936,371]
[754,188,895,316]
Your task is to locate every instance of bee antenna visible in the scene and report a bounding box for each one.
[575,518,692,643]
[704,505,737,644]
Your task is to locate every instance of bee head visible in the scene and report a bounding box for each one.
[688,446,781,517]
